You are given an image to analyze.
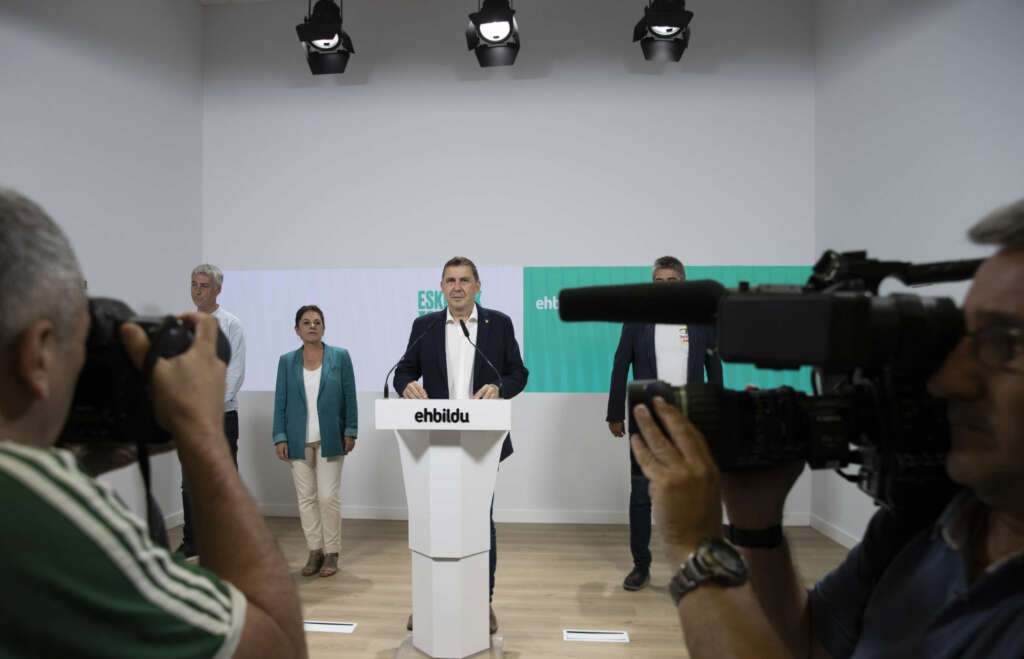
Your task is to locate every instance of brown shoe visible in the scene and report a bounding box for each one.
[406,614,413,631]
[319,553,339,577]
[301,550,324,577]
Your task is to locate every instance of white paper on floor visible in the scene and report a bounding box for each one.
[304,621,357,634]
[563,629,630,643]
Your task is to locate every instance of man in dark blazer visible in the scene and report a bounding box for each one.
[394,256,529,634]
[606,256,724,591]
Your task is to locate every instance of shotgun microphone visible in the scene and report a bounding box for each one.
[558,279,728,325]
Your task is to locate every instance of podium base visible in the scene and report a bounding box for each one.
[396,634,503,659]
[411,550,490,657]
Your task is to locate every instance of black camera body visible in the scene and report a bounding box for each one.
[562,250,982,510]
[59,298,231,446]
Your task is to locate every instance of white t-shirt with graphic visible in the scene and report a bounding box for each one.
[654,324,689,386]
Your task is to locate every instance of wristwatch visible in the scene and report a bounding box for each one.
[669,537,749,606]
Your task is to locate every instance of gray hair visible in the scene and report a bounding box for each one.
[0,187,85,354]
[653,255,686,279]
[191,263,223,288]
[968,198,1024,248]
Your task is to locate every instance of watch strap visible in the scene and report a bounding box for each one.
[724,523,783,549]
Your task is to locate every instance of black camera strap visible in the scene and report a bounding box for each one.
[136,438,169,547]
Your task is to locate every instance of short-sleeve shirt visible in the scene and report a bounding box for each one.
[0,440,247,658]
[809,491,1024,659]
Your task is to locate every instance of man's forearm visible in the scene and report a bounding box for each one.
[740,539,821,659]
[677,584,791,659]
[177,426,305,657]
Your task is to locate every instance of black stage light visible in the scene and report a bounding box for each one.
[466,0,520,68]
[296,0,354,75]
[633,0,693,63]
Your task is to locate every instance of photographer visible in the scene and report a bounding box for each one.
[631,199,1024,658]
[0,188,306,658]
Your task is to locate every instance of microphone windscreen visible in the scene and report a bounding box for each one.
[558,280,727,325]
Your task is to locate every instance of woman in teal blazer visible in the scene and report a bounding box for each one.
[273,305,358,578]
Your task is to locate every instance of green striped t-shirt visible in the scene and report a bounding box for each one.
[0,441,246,658]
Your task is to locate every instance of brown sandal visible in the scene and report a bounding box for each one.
[301,550,324,576]
[319,553,339,577]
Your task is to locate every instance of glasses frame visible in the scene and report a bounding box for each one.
[966,325,1024,373]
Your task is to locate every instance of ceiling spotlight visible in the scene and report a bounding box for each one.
[633,0,693,63]
[466,0,520,68]
[296,0,354,75]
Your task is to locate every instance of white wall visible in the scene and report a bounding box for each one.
[0,1,204,521]
[811,0,1024,546]
[200,0,817,526]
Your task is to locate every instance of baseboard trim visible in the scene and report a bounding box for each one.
[163,511,184,528]
[172,501,823,529]
[494,509,627,524]
[809,514,860,549]
[252,506,815,527]
[782,512,810,527]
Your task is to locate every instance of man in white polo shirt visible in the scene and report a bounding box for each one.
[606,256,724,591]
[177,263,247,558]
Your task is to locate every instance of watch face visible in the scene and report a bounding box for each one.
[714,546,744,572]
[699,539,747,579]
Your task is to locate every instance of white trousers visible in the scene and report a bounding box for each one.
[290,442,344,553]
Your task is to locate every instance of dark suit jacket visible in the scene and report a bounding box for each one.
[393,306,529,461]
[606,322,723,423]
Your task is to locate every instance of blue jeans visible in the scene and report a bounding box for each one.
[629,448,652,569]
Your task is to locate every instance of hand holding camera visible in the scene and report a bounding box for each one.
[120,312,227,449]
[629,396,724,565]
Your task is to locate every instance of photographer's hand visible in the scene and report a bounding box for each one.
[121,313,225,443]
[630,397,722,563]
[630,397,792,659]
[609,421,625,437]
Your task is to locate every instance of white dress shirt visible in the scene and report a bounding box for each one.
[212,306,246,413]
[445,305,478,400]
[654,324,689,386]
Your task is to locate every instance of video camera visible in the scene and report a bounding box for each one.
[558,250,982,511]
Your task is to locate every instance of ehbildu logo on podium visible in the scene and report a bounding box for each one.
[414,408,470,423]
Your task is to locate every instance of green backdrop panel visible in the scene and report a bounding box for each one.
[523,265,815,393]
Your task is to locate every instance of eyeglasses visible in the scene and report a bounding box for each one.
[966,325,1024,372]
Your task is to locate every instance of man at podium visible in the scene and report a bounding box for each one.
[394,256,529,633]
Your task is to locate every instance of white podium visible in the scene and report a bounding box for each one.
[375,399,511,659]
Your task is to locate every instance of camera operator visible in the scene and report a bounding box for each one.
[630,199,1024,659]
[0,187,307,658]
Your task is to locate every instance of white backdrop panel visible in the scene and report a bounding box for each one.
[219,267,524,392]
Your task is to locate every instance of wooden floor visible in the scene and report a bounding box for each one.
[172,518,848,658]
